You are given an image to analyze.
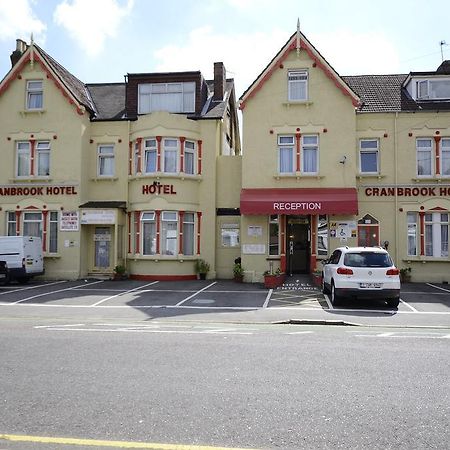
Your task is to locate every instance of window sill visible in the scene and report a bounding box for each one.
[129,254,198,262]
[20,109,46,117]
[403,257,449,263]
[44,253,61,259]
[90,177,119,181]
[412,176,450,182]
[10,177,52,183]
[274,173,323,180]
[357,174,385,180]
[130,173,202,181]
[282,101,313,107]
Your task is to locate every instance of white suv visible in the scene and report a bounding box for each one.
[322,247,400,308]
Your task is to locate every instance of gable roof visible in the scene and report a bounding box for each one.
[239,30,360,109]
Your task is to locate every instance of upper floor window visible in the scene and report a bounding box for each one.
[302,135,318,173]
[416,138,433,176]
[288,70,308,101]
[16,140,50,178]
[138,82,195,114]
[416,78,450,100]
[278,134,319,174]
[278,135,295,173]
[442,139,450,176]
[98,144,115,177]
[26,80,43,110]
[144,139,157,173]
[359,139,379,174]
[184,140,196,175]
[163,139,178,173]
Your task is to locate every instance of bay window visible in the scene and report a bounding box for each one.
[144,139,157,173]
[141,212,156,255]
[184,140,196,174]
[425,212,449,257]
[161,211,178,255]
[163,139,178,173]
[182,213,195,255]
[442,139,450,176]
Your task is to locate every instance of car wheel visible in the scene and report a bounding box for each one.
[331,281,342,306]
[387,298,399,308]
[321,274,329,294]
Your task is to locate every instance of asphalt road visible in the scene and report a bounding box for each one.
[0,318,449,450]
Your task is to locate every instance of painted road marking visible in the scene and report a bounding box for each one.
[262,289,273,308]
[0,433,260,449]
[175,282,217,306]
[0,280,67,298]
[11,280,103,304]
[400,298,418,312]
[90,281,159,306]
[427,283,450,293]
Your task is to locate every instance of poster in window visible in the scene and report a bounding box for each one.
[60,211,79,231]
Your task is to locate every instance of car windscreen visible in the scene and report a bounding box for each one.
[344,252,392,268]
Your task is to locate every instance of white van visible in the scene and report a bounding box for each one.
[0,236,44,283]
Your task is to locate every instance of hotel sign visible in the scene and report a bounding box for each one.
[0,185,78,196]
[365,186,450,197]
[273,202,322,212]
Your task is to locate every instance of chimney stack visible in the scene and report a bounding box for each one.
[10,39,27,68]
[213,62,226,101]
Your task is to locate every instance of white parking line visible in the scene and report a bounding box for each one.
[399,298,419,312]
[90,281,159,306]
[427,283,450,293]
[175,282,217,306]
[0,280,67,297]
[262,289,273,308]
[11,280,103,304]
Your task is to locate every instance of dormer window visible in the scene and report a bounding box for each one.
[138,82,195,114]
[416,78,450,100]
[26,80,43,109]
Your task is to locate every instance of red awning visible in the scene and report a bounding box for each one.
[240,188,358,215]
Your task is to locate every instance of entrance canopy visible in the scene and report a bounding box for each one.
[240,188,358,215]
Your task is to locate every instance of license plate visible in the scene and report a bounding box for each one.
[360,283,382,288]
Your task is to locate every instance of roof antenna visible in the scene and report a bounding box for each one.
[440,40,447,62]
[296,18,301,56]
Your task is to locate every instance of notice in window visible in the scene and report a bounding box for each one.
[60,211,79,231]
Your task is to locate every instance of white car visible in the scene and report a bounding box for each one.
[322,246,400,308]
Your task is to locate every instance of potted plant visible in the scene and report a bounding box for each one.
[263,267,285,289]
[400,267,412,283]
[195,259,210,280]
[113,264,127,280]
[233,262,244,282]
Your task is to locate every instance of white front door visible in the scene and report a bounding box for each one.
[94,227,111,269]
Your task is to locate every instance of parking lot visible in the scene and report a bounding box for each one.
[1,277,450,318]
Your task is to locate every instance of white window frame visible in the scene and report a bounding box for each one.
[184,140,196,175]
[23,212,43,238]
[97,144,115,177]
[16,141,31,177]
[288,70,308,101]
[141,211,156,255]
[302,134,319,174]
[221,223,240,247]
[7,212,16,236]
[26,80,43,110]
[49,211,58,254]
[36,141,50,177]
[268,215,279,256]
[425,212,449,258]
[163,139,178,173]
[182,212,195,255]
[416,138,433,177]
[442,138,450,176]
[407,212,418,256]
[144,139,157,174]
[416,78,450,100]
[359,139,379,174]
[161,211,178,256]
[278,135,295,174]
[138,82,195,114]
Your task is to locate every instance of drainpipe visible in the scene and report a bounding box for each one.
[394,112,399,265]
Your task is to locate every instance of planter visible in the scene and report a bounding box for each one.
[264,274,285,289]
[198,273,207,280]
[234,275,244,283]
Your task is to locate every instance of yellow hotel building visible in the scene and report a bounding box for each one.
[1,30,450,283]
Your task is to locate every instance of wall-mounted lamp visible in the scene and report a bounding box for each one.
[339,155,347,164]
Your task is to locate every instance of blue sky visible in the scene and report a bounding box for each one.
[0,0,449,98]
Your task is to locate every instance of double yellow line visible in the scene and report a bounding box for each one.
[0,434,261,450]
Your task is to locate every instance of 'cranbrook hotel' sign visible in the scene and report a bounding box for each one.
[0,185,78,196]
[365,186,450,197]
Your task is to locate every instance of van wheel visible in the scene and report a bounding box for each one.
[331,282,342,306]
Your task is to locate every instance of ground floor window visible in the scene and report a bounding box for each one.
[317,215,328,257]
[138,210,197,256]
[358,214,379,246]
[6,210,58,253]
[268,215,279,255]
[407,212,418,256]
[425,212,449,257]
[221,223,240,247]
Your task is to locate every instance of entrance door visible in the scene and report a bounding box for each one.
[94,227,111,269]
[287,216,310,275]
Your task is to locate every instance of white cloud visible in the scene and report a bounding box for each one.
[0,0,46,43]
[309,30,401,75]
[154,26,291,98]
[53,0,134,57]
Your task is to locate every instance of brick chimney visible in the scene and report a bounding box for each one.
[213,62,226,101]
[10,39,27,68]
